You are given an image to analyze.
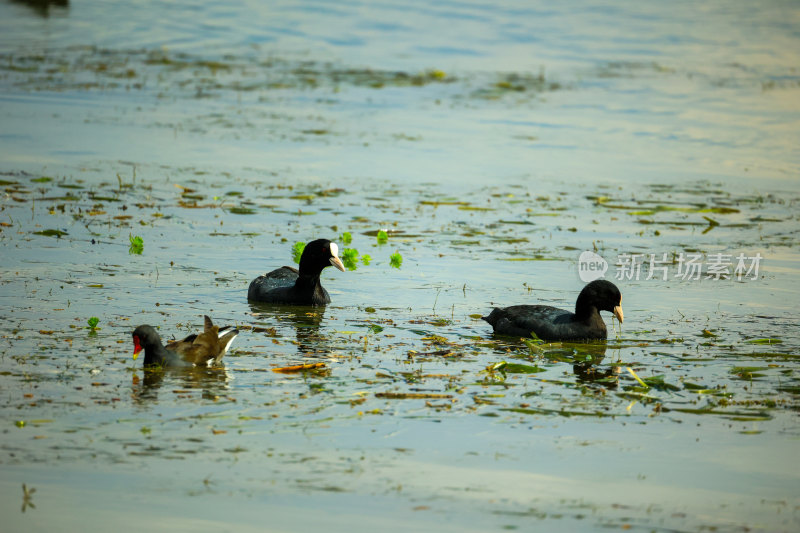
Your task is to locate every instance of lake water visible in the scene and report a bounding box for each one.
[1,1,799,531]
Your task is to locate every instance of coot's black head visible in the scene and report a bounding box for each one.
[132,325,161,361]
[298,239,346,276]
[575,280,623,323]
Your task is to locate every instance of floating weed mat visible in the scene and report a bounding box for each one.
[272,363,327,374]
[33,229,68,238]
[375,392,454,400]
[0,166,798,474]
[0,27,798,531]
[588,184,798,246]
[0,47,575,108]
[0,303,797,479]
[0,48,459,96]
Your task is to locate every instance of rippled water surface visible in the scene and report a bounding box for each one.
[1,1,799,531]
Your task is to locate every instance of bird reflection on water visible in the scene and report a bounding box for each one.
[490,338,621,389]
[132,366,233,404]
[248,302,330,359]
[11,0,69,18]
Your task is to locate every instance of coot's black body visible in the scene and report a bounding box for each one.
[248,239,345,306]
[483,280,623,341]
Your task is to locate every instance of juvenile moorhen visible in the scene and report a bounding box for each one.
[248,238,345,305]
[132,316,239,368]
[483,279,624,341]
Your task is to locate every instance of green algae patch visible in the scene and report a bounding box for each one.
[227,206,257,215]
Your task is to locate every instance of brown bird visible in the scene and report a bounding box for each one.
[132,316,239,368]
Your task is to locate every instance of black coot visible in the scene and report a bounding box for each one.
[248,238,345,305]
[483,280,623,341]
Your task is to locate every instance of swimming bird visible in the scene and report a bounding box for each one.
[248,238,345,305]
[132,316,239,368]
[483,280,623,341]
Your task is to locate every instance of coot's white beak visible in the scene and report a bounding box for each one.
[613,305,624,324]
[329,242,346,272]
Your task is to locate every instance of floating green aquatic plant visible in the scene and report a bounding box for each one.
[292,241,305,263]
[376,230,388,244]
[128,234,143,254]
[486,361,545,375]
[390,252,402,268]
[746,338,782,344]
[342,248,359,270]
[341,231,352,244]
[730,366,768,380]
